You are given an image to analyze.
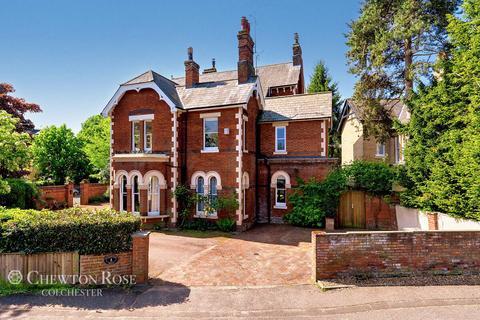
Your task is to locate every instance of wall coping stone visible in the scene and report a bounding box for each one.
[132,231,151,238]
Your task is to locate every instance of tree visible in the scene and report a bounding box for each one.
[78,115,111,183]
[346,0,459,141]
[308,61,343,157]
[402,0,480,220]
[0,111,31,194]
[32,125,90,185]
[0,83,41,133]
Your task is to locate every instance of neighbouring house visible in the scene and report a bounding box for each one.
[337,99,410,165]
[101,17,336,229]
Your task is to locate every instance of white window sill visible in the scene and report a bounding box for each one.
[243,150,248,153]
[375,154,386,158]
[274,205,287,210]
[201,148,219,153]
[194,214,218,219]
[274,151,287,155]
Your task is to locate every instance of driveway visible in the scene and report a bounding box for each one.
[149,224,315,286]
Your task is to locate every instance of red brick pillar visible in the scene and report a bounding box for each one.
[66,182,74,207]
[113,187,120,211]
[80,181,89,205]
[132,231,150,284]
[139,187,148,216]
[126,186,132,213]
[428,212,438,230]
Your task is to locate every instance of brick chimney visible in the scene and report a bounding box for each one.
[184,47,199,88]
[237,17,255,84]
[292,33,303,67]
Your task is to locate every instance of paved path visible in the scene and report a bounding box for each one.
[2,284,480,319]
[149,224,315,286]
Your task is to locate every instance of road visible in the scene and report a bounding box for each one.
[1,284,480,319]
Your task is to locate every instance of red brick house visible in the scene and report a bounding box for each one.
[101,17,336,229]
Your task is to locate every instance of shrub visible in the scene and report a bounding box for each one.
[285,170,346,228]
[342,161,395,196]
[284,161,395,228]
[0,207,140,254]
[0,179,39,209]
[216,218,236,232]
[181,218,218,231]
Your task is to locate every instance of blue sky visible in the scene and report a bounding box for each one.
[1,0,361,132]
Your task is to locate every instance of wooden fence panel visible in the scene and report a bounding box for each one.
[337,191,366,229]
[0,252,79,284]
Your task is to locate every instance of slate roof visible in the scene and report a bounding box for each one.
[259,92,332,122]
[337,98,410,132]
[345,99,409,123]
[106,62,302,113]
[171,62,301,98]
[123,70,183,107]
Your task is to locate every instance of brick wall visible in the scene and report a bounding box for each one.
[313,230,480,280]
[80,182,108,205]
[259,119,329,157]
[79,231,150,284]
[364,194,398,230]
[37,183,74,208]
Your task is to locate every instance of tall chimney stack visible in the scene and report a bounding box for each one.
[184,47,199,88]
[292,33,303,67]
[237,17,255,84]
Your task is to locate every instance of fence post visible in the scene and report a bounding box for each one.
[132,231,150,284]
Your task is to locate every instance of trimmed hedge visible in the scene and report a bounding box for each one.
[0,207,140,255]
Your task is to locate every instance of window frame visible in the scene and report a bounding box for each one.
[376,142,386,157]
[132,175,140,215]
[144,120,152,153]
[203,117,219,152]
[147,176,160,216]
[275,176,287,208]
[120,175,128,212]
[243,118,247,152]
[196,176,205,215]
[208,177,218,217]
[132,121,141,153]
[275,126,287,153]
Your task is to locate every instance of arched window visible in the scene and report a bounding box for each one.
[275,176,287,208]
[208,177,218,215]
[148,176,160,215]
[132,176,140,214]
[120,175,128,212]
[196,176,205,214]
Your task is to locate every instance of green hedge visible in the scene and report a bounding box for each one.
[0,178,39,209]
[0,208,141,255]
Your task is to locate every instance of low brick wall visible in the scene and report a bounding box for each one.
[313,230,480,280]
[37,183,74,208]
[79,231,150,284]
[80,182,108,205]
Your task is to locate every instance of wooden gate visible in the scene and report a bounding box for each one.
[0,252,79,283]
[337,191,366,229]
